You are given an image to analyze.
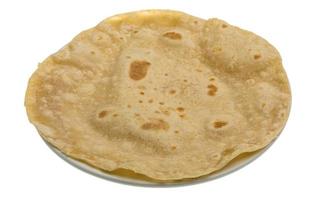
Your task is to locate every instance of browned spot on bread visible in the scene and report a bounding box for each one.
[141,119,170,131]
[179,114,185,118]
[127,104,131,108]
[254,54,261,60]
[183,79,188,82]
[176,107,185,112]
[171,145,177,150]
[164,73,168,76]
[139,100,143,103]
[169,89,176,94]
[222,24,228,28]
[159,102,165,105]
[129,60,150,80]
[148,99,153,103]
[213,121,228,128]
[207,84,218,96]
[134,113,140,117]
[162,110,170,116]
[90,51,95,55]
[209,77,215,81]
[163,32,182,40]
[222,148,234,156]
[98,111,108,118]
[140,91,144,95]
[174,130,179,133]
[208,90,216,96]
[112,113,118,117]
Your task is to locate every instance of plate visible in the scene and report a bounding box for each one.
[44,137,274,186]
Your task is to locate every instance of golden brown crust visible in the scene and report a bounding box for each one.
[25,10,291,180]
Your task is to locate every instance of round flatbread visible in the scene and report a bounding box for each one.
[25,10,291,181]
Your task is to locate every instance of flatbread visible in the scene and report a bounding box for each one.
[25,10,291,181]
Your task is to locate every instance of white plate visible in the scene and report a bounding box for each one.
[44,139,274,187]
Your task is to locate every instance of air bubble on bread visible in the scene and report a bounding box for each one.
[246,79,256,85]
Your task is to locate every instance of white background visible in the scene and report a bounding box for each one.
[0,0,309,199]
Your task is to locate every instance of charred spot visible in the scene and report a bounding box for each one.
[163,32,182,40]
[141,119,170,131]
[213,121,228,128]
[207,84,218,96]
[176,107,185,112]
[254,54,261,60]
[169,89,176,95]
[129,60,150,80]
[98,110,108,118]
